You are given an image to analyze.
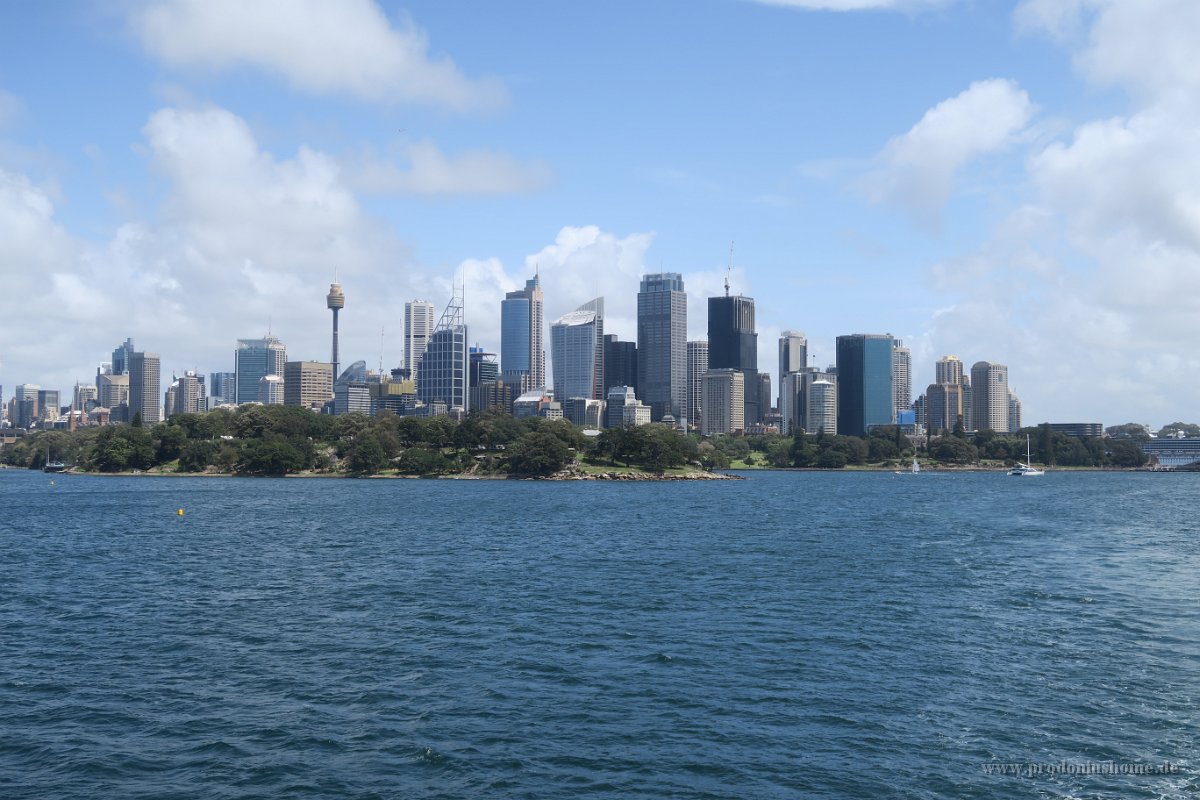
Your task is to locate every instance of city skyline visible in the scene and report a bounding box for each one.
[1,2,1196,427]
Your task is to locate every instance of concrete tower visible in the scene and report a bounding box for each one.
[327,282,345,382]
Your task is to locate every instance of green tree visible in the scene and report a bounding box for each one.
[506,431,571,476]
[349,435,389,473]
[1157,422,1200,438]
[178,440,218,472]
[155,425,188,463]
[1107,439,1148,467]
[238,437,304,475]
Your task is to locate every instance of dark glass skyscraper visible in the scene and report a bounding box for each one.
[603,335,638,396]
[637,273,687,421]
[707,294,760,424]
[835,333,894,436]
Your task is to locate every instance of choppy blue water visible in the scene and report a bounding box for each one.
[1,469,1198,799]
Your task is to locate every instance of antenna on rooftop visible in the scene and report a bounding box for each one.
[725,241,734,297]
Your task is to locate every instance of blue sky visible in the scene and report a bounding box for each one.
[2,0,1197,427]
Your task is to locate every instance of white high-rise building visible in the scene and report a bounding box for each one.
[551,298,604,402]
[778,331,807,415]
[686,340,708,430]
[892,339,911,423]
[970,361,1009,433]
[806,379,837,436]
[404,300,436,382]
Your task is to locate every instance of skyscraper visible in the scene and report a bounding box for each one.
[209,372,235,404]
[111,338,134,376]
[892,340,911,422]
[417,290,468,412]
[835,334,893,436]
[806,378,838,436]
[128,350,162,424]
[235,336,286,404]
[778,331,807,415]
[1007,390,1022,433]
[551,298,604,402]
[172,371,205,415]
[686,340,708,430]
[708,293,759,423]
[327,282,345,381]
[405,300,436,384]
[935,355,964,386]
[500,275,545,391]
[970,361,1009,432]
[926,382,965,434]
[603,335,638,396]
[637,272,687,421]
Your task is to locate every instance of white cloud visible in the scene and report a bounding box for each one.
[349,139,552,196]
[1017,0,1200,99]
[131,0,506,111]
[863,78,1035,228]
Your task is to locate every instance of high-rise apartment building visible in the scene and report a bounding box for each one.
[235,337,286,404]
[806,378,837,436]
[708,293,759,423]
[935,355,964,386]
[128,350,162,424]
[835,334,893,436]
[1007,390,1022,433]
[405,300,436,383]
[892,340,911,422]
[171,371,205,416]
[551,298,604,402]
[417,292,468,413]
[926,382,965,434]
[701,368,745,436]
[778,331,807,415]
[500,275,545,391]
[637,272,687,421]
[686,340,708,429]
[284,361,333,410]
[970,361,1009,432]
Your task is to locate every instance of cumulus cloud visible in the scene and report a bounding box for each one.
[349,140,552,196]
[916,2,1200,424]
[130,0,505,111]
[863,78,1035,228]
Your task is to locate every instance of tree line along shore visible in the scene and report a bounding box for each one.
[0,405,1150,478]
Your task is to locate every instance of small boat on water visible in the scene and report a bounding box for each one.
[42,443,66,473]
[1008,434,1044,477]
[912,455,920,474]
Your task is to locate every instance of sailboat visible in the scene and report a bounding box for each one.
[43,442,66,473]
[912,455,920,474]
[1008,434,1044,477]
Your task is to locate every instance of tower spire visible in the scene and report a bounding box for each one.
[725,241,734,297]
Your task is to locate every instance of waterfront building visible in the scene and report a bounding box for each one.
[603,335,638,397]
[500,275,545,392]
[637,272,687,422]
[707,292,759,424]
[892,340,911,422]
[283,361,334,411]
[235,337,286,404]
[835,334,893,436]
[1046,422,1103,438]
[970,361,1009,433]
[701,368,745,436]
[417,291,468,414]
[686,340,708,430]
[404,300,436,384]
[551,298,604,403]
[128,350,162,424]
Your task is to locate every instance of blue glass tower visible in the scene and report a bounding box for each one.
[835,334,894,436]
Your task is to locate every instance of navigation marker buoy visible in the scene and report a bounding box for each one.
[177,508,184,517]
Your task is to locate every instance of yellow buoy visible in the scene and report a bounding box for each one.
[177,508,184,517]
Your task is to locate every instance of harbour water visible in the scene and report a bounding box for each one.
[1,469,1198,799]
